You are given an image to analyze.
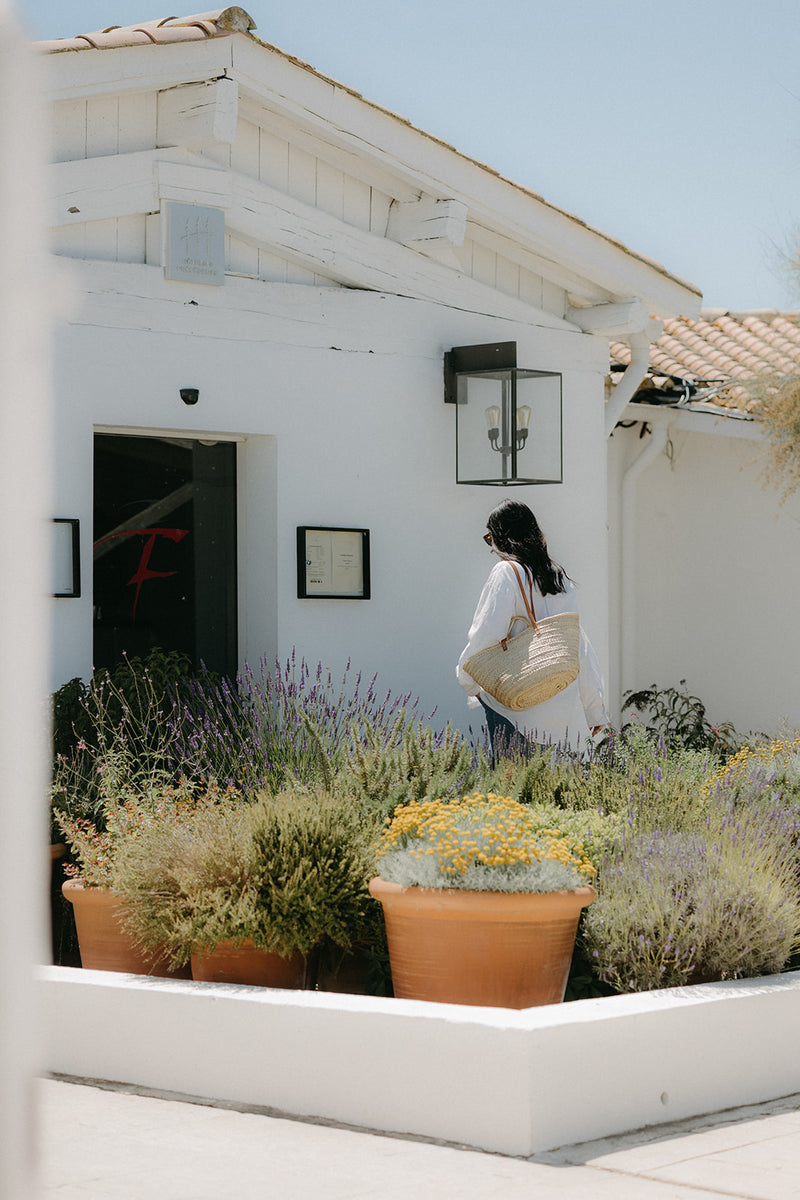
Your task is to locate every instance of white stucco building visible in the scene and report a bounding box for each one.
[608,311,800,737]
[40,6,701,738]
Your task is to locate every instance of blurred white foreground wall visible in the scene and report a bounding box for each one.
[0,3,53,1197]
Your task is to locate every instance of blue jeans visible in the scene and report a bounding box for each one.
[479,698,533,765]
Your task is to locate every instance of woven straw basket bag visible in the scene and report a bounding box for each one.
[464,562,580,711]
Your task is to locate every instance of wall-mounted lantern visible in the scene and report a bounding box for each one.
[444,342,562,485]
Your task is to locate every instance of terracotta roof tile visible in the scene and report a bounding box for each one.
[36,7,255,52]
[611,310,800,413]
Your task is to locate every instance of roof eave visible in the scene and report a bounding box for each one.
[40,29,701,318]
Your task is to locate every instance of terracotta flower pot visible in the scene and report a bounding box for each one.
[190,938,307,988]
[369,875,595,1009]
[62,879,190,979]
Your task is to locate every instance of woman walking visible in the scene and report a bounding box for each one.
[457,500,608,757]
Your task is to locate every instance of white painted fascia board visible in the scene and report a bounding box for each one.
[623,401,763,441]
[40,36,235,101]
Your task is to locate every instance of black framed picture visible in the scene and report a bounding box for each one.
[297,527,370,599]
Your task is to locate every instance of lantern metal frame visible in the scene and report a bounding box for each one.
[444,342,563,486]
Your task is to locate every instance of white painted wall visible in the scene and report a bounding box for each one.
[608,414,800,737]
[50,261,610,739]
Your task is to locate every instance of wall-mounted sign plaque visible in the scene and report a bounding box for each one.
[297,527,370,599]
[165,202,225,285]
[53,518,81,598]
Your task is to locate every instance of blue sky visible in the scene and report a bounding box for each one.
[17,0,800,312]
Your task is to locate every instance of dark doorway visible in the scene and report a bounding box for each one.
[93,434,237,676]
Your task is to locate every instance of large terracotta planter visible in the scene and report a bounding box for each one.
[62,880,190,979]
[369,876,595,1009]
[190,939,307,988]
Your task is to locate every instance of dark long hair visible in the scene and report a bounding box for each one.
[486,500,568,596]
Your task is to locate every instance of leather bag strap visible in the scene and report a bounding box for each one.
[508,561,538,631]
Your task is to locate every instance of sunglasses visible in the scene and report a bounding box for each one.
[483,533,493,547]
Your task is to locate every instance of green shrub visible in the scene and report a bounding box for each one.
[617,680,738,754]
[55,778,236,888]
[169,656,427,794]
[337,716,479,817]
[52,676,94,760]
[115,789,375,968]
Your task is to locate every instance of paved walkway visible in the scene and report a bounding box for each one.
[39,1077,800,1199]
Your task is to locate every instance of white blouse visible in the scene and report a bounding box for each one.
[456,558,609,746]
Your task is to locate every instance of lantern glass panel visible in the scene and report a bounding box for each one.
[455,371,512,485]
[515,371,562,483]
[454,367,562,485]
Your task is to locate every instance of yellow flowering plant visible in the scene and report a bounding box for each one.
[702,736,800,801]
[376,793,597,893]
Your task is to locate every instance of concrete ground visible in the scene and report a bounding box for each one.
[38,1077,800,1199]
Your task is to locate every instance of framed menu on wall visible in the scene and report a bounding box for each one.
[297,527,371,599]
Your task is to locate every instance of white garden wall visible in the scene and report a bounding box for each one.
[40,966,800,1157]
[608,412,800,737]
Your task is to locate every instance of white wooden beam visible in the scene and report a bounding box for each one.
[237,94,420,203]
[157,77,239,149]
[567,299,650,336]
[49,148,232,226]
[155,157,232,209]
[52,260,612,376]
[48,148,574,327]
[386,197,467,267]
[224,169,568,324]
[50,149,160,226]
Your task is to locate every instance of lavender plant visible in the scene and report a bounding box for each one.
[169,654,423,793]
[51,657,187,839]
[583,776,800,991]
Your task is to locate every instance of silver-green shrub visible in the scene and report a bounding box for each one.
[583,812,800,991]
